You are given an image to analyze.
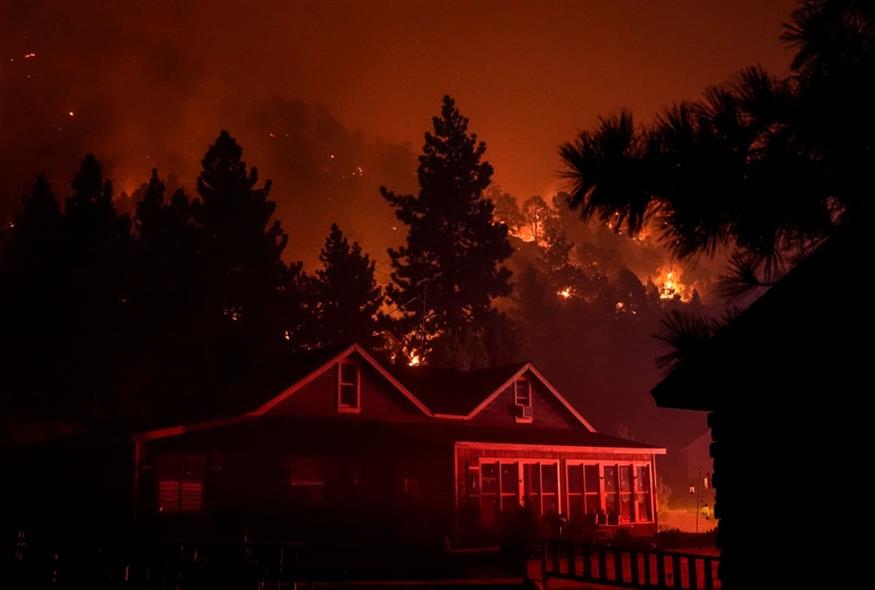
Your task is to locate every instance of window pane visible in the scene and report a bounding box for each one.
[467,468,480,497]
[541,464,558,493]
[619,466,632,492]
[542,494,558,514]
[341,363,357,384]
[604,466,617,492]
[524,463,541,493]
[568,495,585,521]
[585,492,602,515]
[635,466,651,492]
[339,383,357,407]
[181,481,203,511]
[568,465,583,493]
[636,493,653,521]
[620,495,633,521]
[159,480,180,512]
[501,463,519,494]
[584,465,600,492]
[605,493,618,517]
[515,379,530,405]
[481,463,498,494]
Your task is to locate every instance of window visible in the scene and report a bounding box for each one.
[289,457,324,505]
[635,465,653,522]
[540,463,559,514]
[480,462,500,529]
[337,361,360,412]
[514,377,532,407]
[584,465,602,516]
[604,465,619,522]
[514,377,533,422]
[500,462,520,512]
[619,465,634,522]
[566,462,653,525]
[157,455,205,513]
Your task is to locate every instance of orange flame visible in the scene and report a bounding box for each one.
[653,266,692,302]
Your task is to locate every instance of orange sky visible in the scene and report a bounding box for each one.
[0,0,800,453]
[0,0,793,197]
[309,0,797,197]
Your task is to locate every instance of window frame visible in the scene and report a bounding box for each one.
[478,458,561,517]
[564,460,655,525]
[513,377,533,423]
[157,454,206,514]
[337,361,361,413]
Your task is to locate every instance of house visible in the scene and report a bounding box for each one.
[133,344,664,544]
[650,231,868,589]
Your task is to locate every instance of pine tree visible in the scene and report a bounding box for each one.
[309,224,385,350]
[1,176,65,412]
[193,131,305,380]
[194,131,290,330]
[60,156,132,419]
[135,169,166,243]
[381,96,514,366]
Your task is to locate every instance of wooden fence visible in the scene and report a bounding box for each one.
[541,539,720,590]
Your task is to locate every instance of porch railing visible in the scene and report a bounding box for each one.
[541,539,720,590]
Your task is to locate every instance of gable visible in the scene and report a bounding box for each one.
[466,367,590,430]
[250,347,431,420]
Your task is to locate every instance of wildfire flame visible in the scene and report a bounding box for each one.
[407,353,421,367]
[654,266,692,302]
[557,287,572,300]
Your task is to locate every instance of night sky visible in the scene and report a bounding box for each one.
[1,0,797,457]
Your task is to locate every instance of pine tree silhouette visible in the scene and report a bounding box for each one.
[308,224,385,350]
[381,96,513,366]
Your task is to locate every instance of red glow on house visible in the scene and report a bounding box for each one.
[132,344,664,542]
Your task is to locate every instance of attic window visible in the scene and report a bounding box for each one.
[337,361,360,412]
[514,377,533,421]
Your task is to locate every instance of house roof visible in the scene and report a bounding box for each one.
[391,363,528,415]
[139,414,664,453]
[651,229,866,411]
[247,344,431,417]
[135,344,603,443]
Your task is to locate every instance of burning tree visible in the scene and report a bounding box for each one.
[381,95,515,368]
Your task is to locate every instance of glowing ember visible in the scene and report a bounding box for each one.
[557,287,572,300]
[67,111,75,118]
[510,228,536,243]
[407,353,421,367]
[24,52,37,59]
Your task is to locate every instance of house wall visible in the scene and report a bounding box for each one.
[469,378,582,429]
[267,358,427,422]
[135,424,455,544]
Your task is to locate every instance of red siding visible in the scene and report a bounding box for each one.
[469,373,582,429]
[267,354,427,421]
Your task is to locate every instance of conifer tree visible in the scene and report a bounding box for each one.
[309,224,385,350]
[381,96,513,365]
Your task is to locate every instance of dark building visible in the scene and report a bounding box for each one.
[133,344,664,545]
[651,232,868,589]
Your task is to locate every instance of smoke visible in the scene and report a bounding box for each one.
[1,1,418,273]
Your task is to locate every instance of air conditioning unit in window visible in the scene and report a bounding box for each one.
[516,404,533,419]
